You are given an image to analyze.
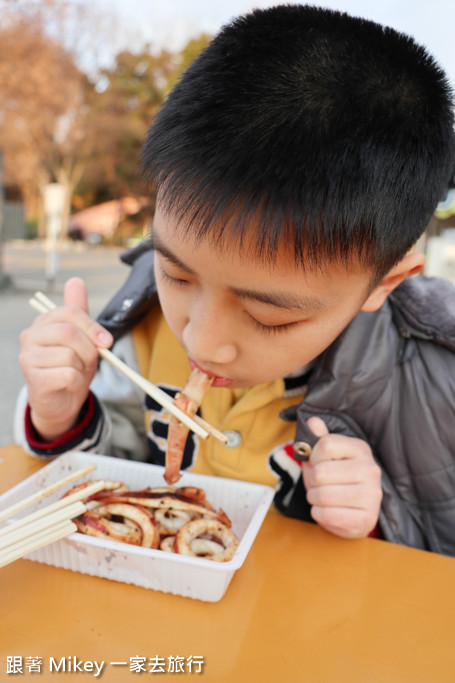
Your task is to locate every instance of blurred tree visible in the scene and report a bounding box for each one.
[0,0,211,237]
[75,47,177,205]
[0,3,103,234]
[75,35,210,207]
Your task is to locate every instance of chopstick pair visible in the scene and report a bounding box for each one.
[29,291,227,445]
[0,464,101,568]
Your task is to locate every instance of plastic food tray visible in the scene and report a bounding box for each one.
[0,451,275,602]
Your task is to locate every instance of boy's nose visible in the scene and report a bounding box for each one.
[182,317,237,366]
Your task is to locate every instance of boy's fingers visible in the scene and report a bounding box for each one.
[294,416,329,462]
[61,278,113,348]
[310,432,373,466]
[306,416,329,438]
[64,277,90,313]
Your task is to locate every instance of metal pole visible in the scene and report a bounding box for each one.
[42,183,66,291]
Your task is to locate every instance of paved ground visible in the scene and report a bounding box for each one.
[0,240,129,448]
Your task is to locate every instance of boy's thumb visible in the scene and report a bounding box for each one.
[306,416,329,437]
[64,277,89,314]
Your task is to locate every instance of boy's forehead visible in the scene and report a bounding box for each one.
[152,204,374,301]
[153,204,297,272]
[153,202,371,275]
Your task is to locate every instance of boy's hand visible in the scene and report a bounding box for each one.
[19,278,113,441]
[301,417,382,539]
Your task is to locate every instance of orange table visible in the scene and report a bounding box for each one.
[1,444,455,682]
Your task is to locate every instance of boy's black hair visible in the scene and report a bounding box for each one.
[142,4,455,280]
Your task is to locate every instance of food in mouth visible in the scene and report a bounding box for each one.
[64,480,239,562]
[164,368,214,485]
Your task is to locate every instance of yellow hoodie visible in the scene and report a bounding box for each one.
[132,306,307,487]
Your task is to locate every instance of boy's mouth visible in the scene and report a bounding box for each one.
[189,359,233,388]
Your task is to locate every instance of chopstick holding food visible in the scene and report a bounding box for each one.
[28,291,226,444]
[165,368,215,484]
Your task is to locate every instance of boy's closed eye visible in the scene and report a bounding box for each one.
[157,261,191,288]
[157,257,306,335]
[246,316,301,335]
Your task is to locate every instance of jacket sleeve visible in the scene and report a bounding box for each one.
[279,403,429,550]
[89,333,149,461]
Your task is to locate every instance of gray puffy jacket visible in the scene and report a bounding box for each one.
[282,275,455,555]
[98,244,455,556]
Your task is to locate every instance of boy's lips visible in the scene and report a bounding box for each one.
[189,359,233,388]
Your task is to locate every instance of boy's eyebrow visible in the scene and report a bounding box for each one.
[152,232,197,275]
[229,286,325,312]
[152,229,325,312]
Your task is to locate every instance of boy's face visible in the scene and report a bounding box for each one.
[152,204,376,388]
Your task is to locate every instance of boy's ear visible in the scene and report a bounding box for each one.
[361,251,425,313]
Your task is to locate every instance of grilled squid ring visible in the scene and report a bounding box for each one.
[154,509,196,534]
[159,535,224,556]
[190,538,225,556]
[174,518,239,562]
[176,486,214,507]
[74,512,141,546]
[75,503,159,548]
[160,536,176,552]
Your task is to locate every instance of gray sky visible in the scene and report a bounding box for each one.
[96,0,455,87]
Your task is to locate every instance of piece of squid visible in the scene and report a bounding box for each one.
[164,368,214,485]
[62,479,128,500]
[74,503,159,548]
[74,511,141,546]
[158,535,223,556]
[91,491,221,520]
[174,518,239,562]
[154,508,196,535]
[159,536,176,552]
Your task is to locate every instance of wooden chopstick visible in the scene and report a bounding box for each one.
[29,291,228,444]
[0,500,85,550]
[0,479,106,539]
[0,464,96,523]
[31,288,207,437]
[0,520,77,568]
[0,472,106,568]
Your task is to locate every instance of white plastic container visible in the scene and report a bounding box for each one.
[0,452,275,601]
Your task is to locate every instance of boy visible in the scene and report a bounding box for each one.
[16,5,455,555]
